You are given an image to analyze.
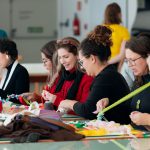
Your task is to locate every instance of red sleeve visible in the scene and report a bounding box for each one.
[46,76,65,108]
[76,74,93,103]
[54,74,93,107]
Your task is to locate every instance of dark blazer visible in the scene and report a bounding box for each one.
[131,74,150,130]
[73,65,131,124]
[0,63,29,103]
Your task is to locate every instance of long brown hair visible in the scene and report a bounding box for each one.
[104,2,122,24]
[41,40,59,87]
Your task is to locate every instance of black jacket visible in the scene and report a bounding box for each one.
[131,74,150,130]
[73,65,131,124]
[0,62,29,103]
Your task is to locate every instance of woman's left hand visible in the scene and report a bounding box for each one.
[130,111,150,126]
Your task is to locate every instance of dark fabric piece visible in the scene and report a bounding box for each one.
[0,62,29,104]
[74,65,131,124]
[0,114,84,143]
[55,69,83,100]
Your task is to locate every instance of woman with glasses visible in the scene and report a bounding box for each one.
[41,37,93,113]
[21,40,59,104]
[58,25,130,124]
[125,33,150,131]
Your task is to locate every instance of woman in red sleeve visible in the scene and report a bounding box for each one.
[21,40,58,104]
[42,37,93,113]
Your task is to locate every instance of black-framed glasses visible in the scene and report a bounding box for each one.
[78,59,83,67]
[42,58,51,64]
[125,56,142,67]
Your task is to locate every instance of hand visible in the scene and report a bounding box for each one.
[58,99,77,111]
[41,90,56,103]
[130,111,150,126]
[93,98,109,114]
[57,107,69,115]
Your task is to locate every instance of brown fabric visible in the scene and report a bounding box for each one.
[0,114,84,143]
[51,129,84,141]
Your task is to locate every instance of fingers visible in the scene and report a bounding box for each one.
[93,100,104,114]
[93,98,109,114]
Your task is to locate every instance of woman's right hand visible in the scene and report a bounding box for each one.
[93,98,109,114]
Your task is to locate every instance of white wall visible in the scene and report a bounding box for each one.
[57,0,138,42]
[0,0,138,63]
[0,0,57,63]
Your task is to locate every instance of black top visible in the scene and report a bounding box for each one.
[131,74,150,130]
[73,65,131,124]
[0,62,29,103]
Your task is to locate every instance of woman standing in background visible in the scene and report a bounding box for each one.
[103,2,130,69]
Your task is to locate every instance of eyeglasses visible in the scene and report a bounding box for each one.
[42,58,51,64]
[125,56,142,67]
[78,59,83,67]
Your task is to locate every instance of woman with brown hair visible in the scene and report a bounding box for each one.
[58,25,130,124]
[125,33,150,131]
[42,37,93,113]
[103,2,130,68]
[21,40,59,104]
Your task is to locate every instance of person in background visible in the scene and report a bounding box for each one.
[0,29,8,39]
[21,40,58,104]
[0,39,29,103]
[58,25,130,124]
[126,33,150,131]
[103,2,130,69]
[42,37,93,113]
[0,29,8,81]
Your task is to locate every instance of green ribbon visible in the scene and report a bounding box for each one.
[98,82,150,117]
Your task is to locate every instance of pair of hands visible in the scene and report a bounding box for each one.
[57,98,109,115]
[95,98,150,127]
[22,90,56,103]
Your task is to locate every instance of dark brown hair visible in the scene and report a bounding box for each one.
[125,33,150,87]
[80,25,112,62]
[104,2,122,24]
[0,39,18,61]
[125,35,150,58]
[41,40,57,61]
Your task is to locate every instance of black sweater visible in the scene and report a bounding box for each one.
[73,65,131,124]
[0,62,29,103]
[131,74,150,130]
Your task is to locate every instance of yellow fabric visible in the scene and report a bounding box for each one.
[105,24,130,59]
